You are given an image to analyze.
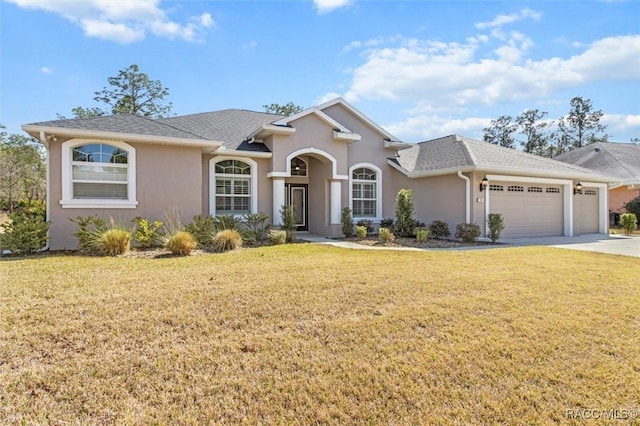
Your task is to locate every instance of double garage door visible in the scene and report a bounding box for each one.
[489,182,563,238]
[489,182,600,237]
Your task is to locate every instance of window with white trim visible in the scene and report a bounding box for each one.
[351,167,378,218]
[214,159,253,214]
[61,140,137,208]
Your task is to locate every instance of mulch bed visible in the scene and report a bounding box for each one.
[343,236,498,249]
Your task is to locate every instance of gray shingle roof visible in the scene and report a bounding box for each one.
[159,109,283,150]
[554,142,640,184]
[395,134,612,180]
[26,114,207,140]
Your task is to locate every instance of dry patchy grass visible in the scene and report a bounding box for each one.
[1,245,639,424]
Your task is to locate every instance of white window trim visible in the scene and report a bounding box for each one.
[349,163,382,221]
[60,139,138,209]
[210,156,258,217]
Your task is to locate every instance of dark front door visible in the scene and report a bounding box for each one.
[286,184,308,231]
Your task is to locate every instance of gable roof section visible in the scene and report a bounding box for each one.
[271,104,362,142]
[317,97,407,148]
[391,134,615,182]
[159,109,282,151]
[554,142,640,185]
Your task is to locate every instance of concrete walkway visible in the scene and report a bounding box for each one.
[297,233,640,258]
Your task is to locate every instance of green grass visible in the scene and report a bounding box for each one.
[1,245,639,424]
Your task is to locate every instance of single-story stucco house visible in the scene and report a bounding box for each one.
[23,98,614,250]
[555,142,640,220]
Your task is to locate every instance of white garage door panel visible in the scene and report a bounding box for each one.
[490,183,563,237]
[574,188,599,234]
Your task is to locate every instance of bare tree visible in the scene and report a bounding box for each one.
[483,115,518,148]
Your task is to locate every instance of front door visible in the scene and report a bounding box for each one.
[286,184,308,231]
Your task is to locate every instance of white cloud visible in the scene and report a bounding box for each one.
[343,34,640,109]
[475,8,542,30]
[314,0,352,14]
[242,40,258,50]
[603,114,640,140]
[385,114,491,141]
[6,0,214,44]
[315,92,342,105]
[40,66,53,74]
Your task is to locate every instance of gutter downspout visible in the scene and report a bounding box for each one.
[38,131,50,252]
[457,171,471,223]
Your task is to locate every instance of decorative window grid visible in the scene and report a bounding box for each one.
[546,188,561,194]
[489,184,503,191]
[527,186,543,193]
[584,189,597,196]
[508,185,524,192]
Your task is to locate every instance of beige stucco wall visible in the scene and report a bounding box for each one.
[386,171,468,232]
[48,140,202,250]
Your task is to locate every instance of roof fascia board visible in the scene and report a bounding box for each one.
[22,125,221,148]
[273,107,351,132]
[211,148,272,158]
[333,130,361,143]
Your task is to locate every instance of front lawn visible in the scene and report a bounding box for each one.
[1,245,638,424]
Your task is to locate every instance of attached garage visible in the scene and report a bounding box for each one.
[489,182,564,237]
[574,188,599,234]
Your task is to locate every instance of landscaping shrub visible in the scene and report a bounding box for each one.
[378,227,395,243]
[184,215,217,249]
[70,215,107,253]
[98,228,131,256]
[429,220,450,239]
[416,227,429,243]
[212,229,243,252]
[268,229,287,245]
[624,196,640,218]
[488,213,505,243]
[356,225,368,239]
[242,212,271,243]
[213,214,241,231]
[455,223,481,243]
[620,213,638,235]
[356,219,373,234]
[280,205,296,242]
[414,219,427,229]
[395,188,415,237]
[341,207,354,238]
[380,217,394,230]
[132,217,164,249]
[165,231,197,256]
[0,211,50,255]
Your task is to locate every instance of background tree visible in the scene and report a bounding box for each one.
[93,64,172,118]
[515,109,554,157]
[264,102,304,116]
[57,106,106,120]
[0,125,46,212]
[483,115,517,148]
[556,96,607,152]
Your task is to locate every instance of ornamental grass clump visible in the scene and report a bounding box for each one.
[98,228,131,256]
[356,225,368,239]
[416,227,429,243]
[378,227,395,244]
[212,229,243,253]
[165,231,197,256]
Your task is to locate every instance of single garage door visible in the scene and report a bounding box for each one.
[489,182,563,237]
[574,188,599,234]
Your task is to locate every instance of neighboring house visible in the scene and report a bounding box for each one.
[23,98,614,250]
[555,142,640,220]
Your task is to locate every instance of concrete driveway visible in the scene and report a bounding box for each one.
[502,234,640,258]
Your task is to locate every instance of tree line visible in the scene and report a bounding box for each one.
[483,96,610,158]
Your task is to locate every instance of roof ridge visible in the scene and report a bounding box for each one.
[597,142,639,178]
[454,134,479,166]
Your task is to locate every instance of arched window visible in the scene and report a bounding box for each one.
[213,158,256,215]
[290,157,307,176]
[61,140,137,208]
[350,164,381,219]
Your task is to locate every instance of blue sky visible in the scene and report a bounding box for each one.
[1,0,639,144]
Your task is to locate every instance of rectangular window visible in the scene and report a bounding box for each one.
[352,182,377,217]
[215,177,251,214]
